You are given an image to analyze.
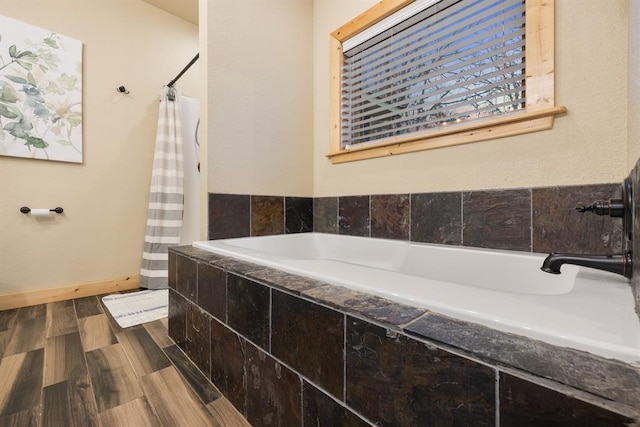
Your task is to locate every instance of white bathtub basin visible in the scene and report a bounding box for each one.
[193,233,640,364]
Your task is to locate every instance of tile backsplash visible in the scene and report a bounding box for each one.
[208,193,313,239]
[463,189,532,251]
[209,183,623,254]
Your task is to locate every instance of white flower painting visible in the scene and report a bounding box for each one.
[0,14,82,163]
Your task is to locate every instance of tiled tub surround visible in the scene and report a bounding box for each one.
[208,184,624,265]
[168,246,640,425]
[209,182,639,317]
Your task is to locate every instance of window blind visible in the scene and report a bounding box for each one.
[341,0,526,148]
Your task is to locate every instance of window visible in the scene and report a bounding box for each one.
[328,0,565,163]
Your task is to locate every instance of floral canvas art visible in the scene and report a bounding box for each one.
[0,14,82,163]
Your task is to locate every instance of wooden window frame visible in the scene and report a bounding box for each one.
[327,0,566,164]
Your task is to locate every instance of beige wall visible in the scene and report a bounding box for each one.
[203,0,631,197]
[206,0,314,197]
[199,0,210,239]
[313,0,630,196]
[0,1,198,292]
[629,0,640,167]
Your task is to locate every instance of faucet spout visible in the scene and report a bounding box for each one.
[540,251,632,279]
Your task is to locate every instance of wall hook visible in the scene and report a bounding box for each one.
[117,85,130,95]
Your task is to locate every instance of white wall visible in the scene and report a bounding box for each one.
[313,0,629,196]
[206,0,314,197]
[0,1,198,292]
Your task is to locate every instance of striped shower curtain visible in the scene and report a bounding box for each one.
[140,86,184,289]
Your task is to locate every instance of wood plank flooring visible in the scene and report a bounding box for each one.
[0,292,250,426]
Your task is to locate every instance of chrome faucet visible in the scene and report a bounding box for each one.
[541,252,633,278]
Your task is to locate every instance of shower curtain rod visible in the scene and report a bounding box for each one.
[167,53,199,87]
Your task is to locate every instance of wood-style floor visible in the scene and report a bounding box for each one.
[0,292,250,426]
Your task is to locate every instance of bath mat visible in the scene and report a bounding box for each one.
[102,289,168,328]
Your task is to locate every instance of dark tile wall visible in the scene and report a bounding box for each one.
[499,373,635,426]
[303,382,371,427]
[285,197,314,233]
[245,343,302,426]
[338,196,370,236]
[313,197,338,234]
[271,290,344,400]
[463,189,532,251]
[346,317,495,426]
[631,161,640,318]
[209,193,313,239]
[227,274,270,350]
[411,192,462,245]
[196,263,226,321]
[186,303,210,377]
[169,247,638,425]
[168,251,176,289]
[210,316,246,412]
[370,194,410,240]
[315,183,625,254]
[208,193,250,239]
[533,184,623,253]
[167,288,187,350]
[251,196,284,236]
[210,183,623,254]
[176,254,197,302]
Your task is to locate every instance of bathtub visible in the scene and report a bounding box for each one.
[193,233,640,364]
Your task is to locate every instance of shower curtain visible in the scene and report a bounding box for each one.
[140,86,184,290]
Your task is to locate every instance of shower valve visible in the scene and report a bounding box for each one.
[575,200,624,217]
[575,177,633,240]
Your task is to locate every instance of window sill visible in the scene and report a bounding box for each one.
[326,106,567,164]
